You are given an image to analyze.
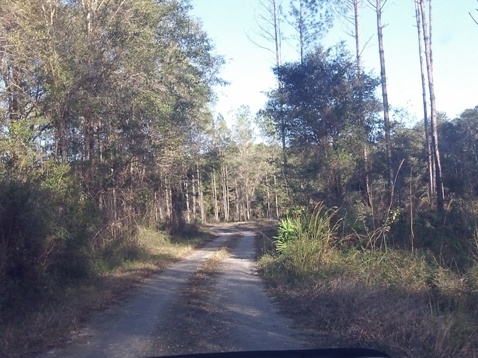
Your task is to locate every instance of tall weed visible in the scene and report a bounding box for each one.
[273,203,339,278]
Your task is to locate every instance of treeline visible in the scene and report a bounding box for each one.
[250,0,478,264]
[0,0,285,313]
[262,42,478,252]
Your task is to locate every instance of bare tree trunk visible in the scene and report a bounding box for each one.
[273,0,289,187]
[374,0,393,190]
[235,182,241,221]
[112,188,118,221]
[212,168,219,222]
[353,0,361,67]
[415,0,435,204]
[265,174,271,218]
[255,1,290,191]
[170,185,185,234]
[274,175,280,218]
[59,114,68,163]
[6,67,21,121]
[348,0,373,207]
[222,165,229,221]
[298,0,305,63]
[97,119,104,163]
[184,180,191,224]
[82,0,95,163]
[192,173,197,221]
[197,166,205,222]
[419,0,444,212]
[154,191,161,222]
[165,177,171,220]
[271,0,282,68]
[355,1,372,207]
[409,167,415,252]
[245,190,251,221]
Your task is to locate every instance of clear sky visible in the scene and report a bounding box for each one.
[190,0,478,124]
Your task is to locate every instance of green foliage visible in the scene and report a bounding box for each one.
[264,45,380,202]
[0,0,223,231]
[270,46,380,149]
[0,167,96,314]
[439,107,478,195]
[273,203,339,277]
[275,216,302,253]
[0,0,229,315]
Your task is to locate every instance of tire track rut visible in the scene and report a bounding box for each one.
[40,233,234,358]
[40,227,317,358]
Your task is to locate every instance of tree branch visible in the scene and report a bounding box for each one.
[470,11,478,26]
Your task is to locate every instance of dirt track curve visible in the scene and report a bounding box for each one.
[40,226,320,358]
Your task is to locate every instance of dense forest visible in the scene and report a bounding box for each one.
[1,0,478,356]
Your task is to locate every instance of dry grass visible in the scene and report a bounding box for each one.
[182,244,233,306]
[199,247,231,273]
[148,237,237,355]
[0,226,211,358]
[260,248,478,357]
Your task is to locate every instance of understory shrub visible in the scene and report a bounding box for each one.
[0,166,96,315]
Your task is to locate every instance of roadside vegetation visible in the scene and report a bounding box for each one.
[259,203,478,357]
[0,223,210,358]
[2,1,478,357]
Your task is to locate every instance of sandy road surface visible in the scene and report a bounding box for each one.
[205,231,310,351]
[40,227,316,358]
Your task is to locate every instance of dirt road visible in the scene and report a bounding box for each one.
[41,227,319,358]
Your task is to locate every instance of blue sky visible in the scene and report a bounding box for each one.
[190,0,478,124]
